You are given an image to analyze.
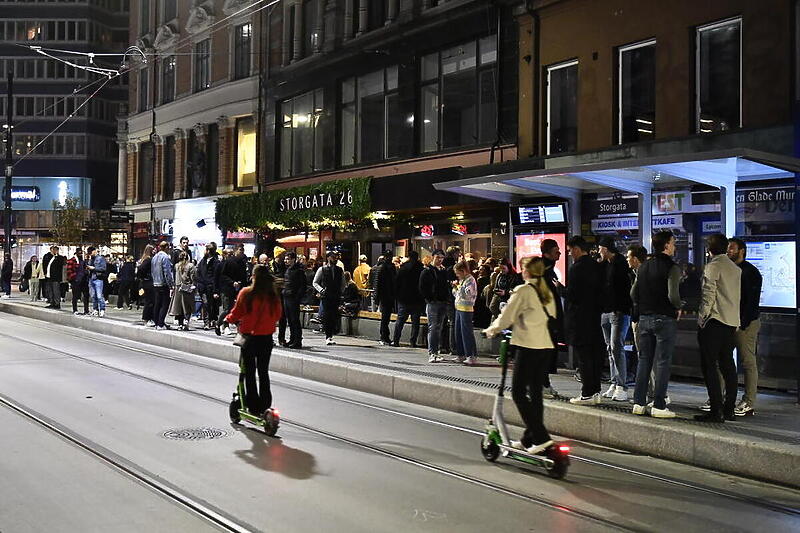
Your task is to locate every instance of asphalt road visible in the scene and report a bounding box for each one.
[1,314,798,533]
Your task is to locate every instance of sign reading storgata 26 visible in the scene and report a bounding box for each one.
[278,189,354,212]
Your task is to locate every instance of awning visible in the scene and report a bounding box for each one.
[433,148,800,248]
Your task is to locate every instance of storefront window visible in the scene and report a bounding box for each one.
[697,18,741,133]
[236,117,257,188]
[547,60,578,154]
[420,36,497,153]
[619,40,655,143]
[280,89,325,177]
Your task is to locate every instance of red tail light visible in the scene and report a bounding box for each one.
[558,445,570,454]
[272,409,280,417]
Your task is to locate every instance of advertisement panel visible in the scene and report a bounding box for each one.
[514,233,567,284]
[745,241,796,308]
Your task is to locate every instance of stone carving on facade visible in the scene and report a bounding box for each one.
[186,6,215,35]
[223,0,255,16]
[153,24,179,51]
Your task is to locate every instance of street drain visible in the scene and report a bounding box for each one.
[161,427,230,441]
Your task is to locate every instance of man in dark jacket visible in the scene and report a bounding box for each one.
[313,251,345,345]
[419,250,451,363]
[116,256,136,309]
[44,246,66,309]
[367,256,382,311]
[197,243,219,330]
[541,239,565,397]
[67,249,89,315]
[374,250,397,345]
[392,251,424,347]
[171,236,192,267]
[439,246,460,354]
[727,238,763,417]
[597,236,633,402]
[1,254,12,297]
[565,236,605,406]
[215,247,247,335]
[282,251,307,349]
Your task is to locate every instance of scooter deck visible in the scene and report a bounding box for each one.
[499,445,555,468]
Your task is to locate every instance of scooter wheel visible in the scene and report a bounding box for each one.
[228,400,241,423]
[263,409,280,437]
[480,438,500,462]
[546,458,568,479]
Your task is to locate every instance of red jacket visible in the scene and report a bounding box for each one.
[226,289,282,335]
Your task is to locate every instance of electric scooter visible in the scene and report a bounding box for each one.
[480,331,570,479]
[228,355,280,437]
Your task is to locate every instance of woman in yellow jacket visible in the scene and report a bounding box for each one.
[483,256,557,455]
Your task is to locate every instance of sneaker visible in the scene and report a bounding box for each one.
[601,384,616,398]
[632,404,646,415]
[390,341,400,347]
[145,320,156,327]
[647,396,671,408]
[73,311,84,316]
[569,393,601,406]
[452,355,467,364]
[326,337,335,346]
[611,386,628,402]
[525,440,554,455]
[428,354,444,363]
[464,356,478,366]
[98,310,105,318]
[542,386,558,400]
[734,400,755,417]
[509,440,525,450]
[155,326,165,330]
[88,310,98,317]
[651,407,676,418]
[699,399,711,412]
[378,340,388,346]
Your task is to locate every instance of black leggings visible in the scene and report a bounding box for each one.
[511,347,552,448]
[242,335,274,414]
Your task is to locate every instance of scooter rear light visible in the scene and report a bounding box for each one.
[558,445,570,454]
[272,409,280,417]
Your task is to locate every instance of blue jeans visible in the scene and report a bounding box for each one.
[426,302,448,355]
[454,310,477,358]
[89,279,105,311]
[634,314,676,409]
[601,312,631,388]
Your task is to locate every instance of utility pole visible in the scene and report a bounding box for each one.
[4,70,13,259]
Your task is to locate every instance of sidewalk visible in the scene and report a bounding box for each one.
[2,296,798,488]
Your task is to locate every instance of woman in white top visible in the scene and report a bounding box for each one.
[483,256,557,455]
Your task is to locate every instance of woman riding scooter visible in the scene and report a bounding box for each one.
[483,256,556,455]
[225,265,282,417]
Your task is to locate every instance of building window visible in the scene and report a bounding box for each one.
[619,40,655,144]
[546,60,578,155]
[206,123,219,193]
[281,89,325,177]
[161,0,176,24]
[697,18,741,133]
[138,142,154,202]
[160,55,175,104]
[236,117,257,188]
[420,36,497,153]
[233,23,252,79]
[302,0,321,57]
[140,0,150,35]
[163,135,175,199]
[194,39,210,92]
[341,66,404,165]
[138,68,149,112]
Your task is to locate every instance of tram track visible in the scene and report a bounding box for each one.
[4,318,800,520]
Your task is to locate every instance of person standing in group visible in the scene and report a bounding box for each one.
[367,255,383,311]
[625,244,649,386]
[1,254,12,297]
[353,255,371,306]
[630,232,681,418]
[565,236,605,406]
[597,237,633,402]
[137,244,155,326]
[374,250,397,346]
[270,247,289,346]
[727,238,763,417]
[170,251,197,331]
[439,246,461,354]
[483,257,558,455]
[281,251,307,349]
[67,249,90,315]
[487,259,522,320]
[86,247,107,317]
[392,250,425,348]
[452,261,478,365]
[42,246,65,309]
[224,265,283,417]
[419,250,451,363]
[694,234,741,423]
[540,239,565,399]
[216,247,247,336]
[26,256,42,302]
[116,256,136,310]
[171,236,192,266]
[197,243,220,330]
[151,241,174,330]
[313,251,345,346]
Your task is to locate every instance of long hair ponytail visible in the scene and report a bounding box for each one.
[521,256,553,305]
[244,264,278,311]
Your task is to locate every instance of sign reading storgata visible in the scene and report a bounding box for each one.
[278,188,354,212]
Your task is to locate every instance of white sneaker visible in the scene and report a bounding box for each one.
[699,399,711,412]
[326,337,335,346]
[525,440,554,455]
[378,340,387,346]
[601,384,616,398]
[612,386,628,402]
[89,310,98,317]
[145,320,155,327]
[464,356,478,366]
[632,404,646,415]
[647,396,671,408]
[651,407,676,419]
[428,354,443,363]
[98,310,105,318]
[509,440,525,450]
[569,393,601,406]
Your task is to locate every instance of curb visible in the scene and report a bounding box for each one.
[3,301,798,489]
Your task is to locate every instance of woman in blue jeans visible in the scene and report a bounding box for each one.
[452,261,478,365]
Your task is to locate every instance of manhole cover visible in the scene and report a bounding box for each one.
[162,427,229,441]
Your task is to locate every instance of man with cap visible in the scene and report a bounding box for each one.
[597,236,633,402]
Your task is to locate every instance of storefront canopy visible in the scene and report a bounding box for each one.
[434,149,800,249]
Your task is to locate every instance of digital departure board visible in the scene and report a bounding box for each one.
[516,204,566,225]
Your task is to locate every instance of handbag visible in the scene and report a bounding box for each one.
[536,288,561,345]
[179,283,195,293]
[233,332,251,347]
[19,279,29,293]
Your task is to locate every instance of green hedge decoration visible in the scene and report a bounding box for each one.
[216,177,372,231]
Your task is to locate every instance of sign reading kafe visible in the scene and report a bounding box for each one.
[591,215,684,232]
[278,189,354,212]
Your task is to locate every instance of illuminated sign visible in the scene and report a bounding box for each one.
[451,223,467,236]
[3,186,41,202]
[420,225,434,238]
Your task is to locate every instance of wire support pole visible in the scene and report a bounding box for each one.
[4,70,13,258]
